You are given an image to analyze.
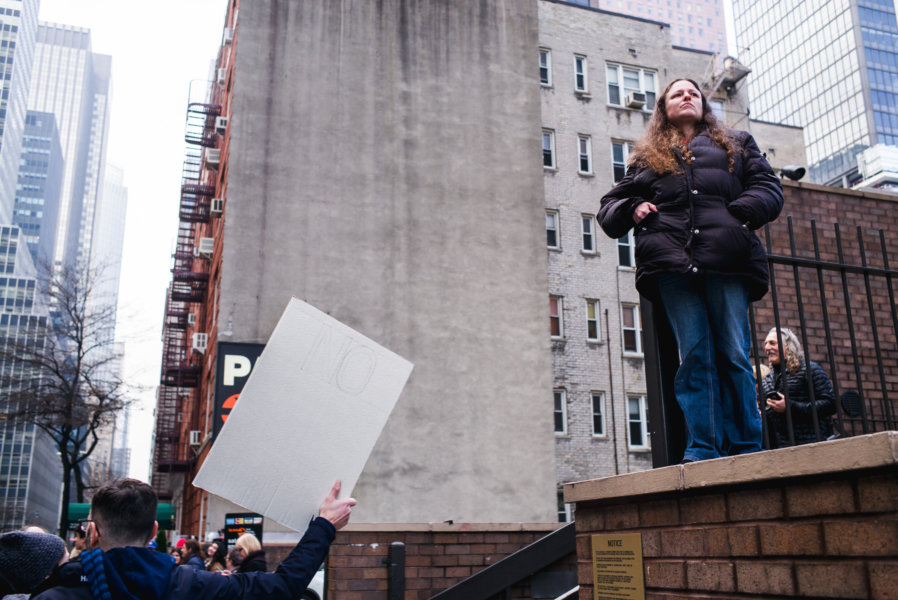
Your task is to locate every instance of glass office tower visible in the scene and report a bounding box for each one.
[14,110,63,264]
[733,0,898,185]
[0,225,61,532]
[28,23,111,268]
[0,0,39,223]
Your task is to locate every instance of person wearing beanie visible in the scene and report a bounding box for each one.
[0,530,67,599]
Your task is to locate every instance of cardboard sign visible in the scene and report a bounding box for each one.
[194,298,414,532]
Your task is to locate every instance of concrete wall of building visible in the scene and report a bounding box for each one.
[220,0,556,523]
[749,119,807,174]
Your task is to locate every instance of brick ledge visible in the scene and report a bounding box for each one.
[563,431,898,504]
[340,522,561,533]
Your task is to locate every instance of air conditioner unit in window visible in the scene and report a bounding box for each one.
[205,148,221,168]
[189,430,202,446]
[223,28,234,45]
[197,237,215,258]
[217,67,227,85]
[215,116,228,134]
[192,332,208,354]
[187,313,196,326]
[625,92,647,109]
[211,198,223,216]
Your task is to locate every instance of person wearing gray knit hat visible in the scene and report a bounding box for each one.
[0,530,67,597]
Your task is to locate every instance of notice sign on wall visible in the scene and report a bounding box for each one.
[591,533,645,600]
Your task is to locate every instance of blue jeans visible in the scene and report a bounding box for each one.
[655,273,763,461]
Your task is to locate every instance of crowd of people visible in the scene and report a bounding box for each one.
[0,478,354,600]
[165,532,267,575]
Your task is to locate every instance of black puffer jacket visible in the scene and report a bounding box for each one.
[761,361,836,447]
[599,130,783,302]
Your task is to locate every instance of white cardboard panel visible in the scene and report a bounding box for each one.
[193,298,414,532]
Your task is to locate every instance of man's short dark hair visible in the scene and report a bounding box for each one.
[91,478,157,545]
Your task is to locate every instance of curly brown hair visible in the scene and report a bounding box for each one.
[630,78,740,174]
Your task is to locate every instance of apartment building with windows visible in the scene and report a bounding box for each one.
[538,0,803,518]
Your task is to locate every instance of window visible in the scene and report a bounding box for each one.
[546,210,560,249]
[550,296,564,338]
[581,214,595,253]
[542,129,556,169]
[628,395,649,449]
[591,392,605,436]
[606,64,657,110]
[557,489,572,523]
[578,135,592,174]
[586,299,601,341]
[618,230,635,267]
[554,389,567,433]
[574,54,588,92]
[539,48,552,86]
[621,303,642,353]
[611,141,634,182]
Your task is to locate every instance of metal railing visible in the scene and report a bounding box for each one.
[645,217,898,467]
[427,523,576,600]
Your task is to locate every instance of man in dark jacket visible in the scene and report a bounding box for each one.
[32,478,355,600]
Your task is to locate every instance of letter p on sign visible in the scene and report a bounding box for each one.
[224,354,253,386]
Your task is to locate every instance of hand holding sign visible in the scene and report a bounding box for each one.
[319,480,356,530]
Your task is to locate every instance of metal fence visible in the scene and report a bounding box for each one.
[644,217,898,467]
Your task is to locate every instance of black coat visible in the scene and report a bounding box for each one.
[599,130,783,302]
[237,550,268,573]
[761,360,836,447]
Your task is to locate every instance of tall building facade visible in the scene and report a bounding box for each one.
[559,0,728,54]
[0,0,63,532]
[0,0,39,223]
[537,0,803,518]
[732,0,898,185]
[152,0,804,537]
[82,164,127,486]
[14,110,63,264]
[156,0,557,538]
[28,23,111,268]
[0,225,61,531]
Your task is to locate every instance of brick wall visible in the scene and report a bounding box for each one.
[566,432,898,600]
[752,182,898,434]
[266,523,573,600]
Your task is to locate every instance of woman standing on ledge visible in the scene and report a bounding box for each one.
[598,78,783,463]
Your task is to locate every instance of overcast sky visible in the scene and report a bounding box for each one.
[37,0,228,482]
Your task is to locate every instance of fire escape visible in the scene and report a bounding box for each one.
[152,92,221,499]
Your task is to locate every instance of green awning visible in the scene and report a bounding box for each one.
[67,503,176,530]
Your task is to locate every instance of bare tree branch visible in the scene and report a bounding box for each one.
[0,260,130,536]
